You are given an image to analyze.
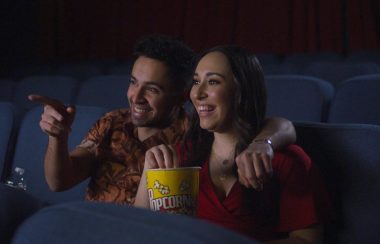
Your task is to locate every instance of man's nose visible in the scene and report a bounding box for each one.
[131,87,146,103]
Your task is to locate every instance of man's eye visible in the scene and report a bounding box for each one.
[147,87,159,93]
[129,79,136,85]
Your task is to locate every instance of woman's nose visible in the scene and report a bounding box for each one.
[194,82,207,100]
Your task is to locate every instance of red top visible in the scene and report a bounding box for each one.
[195,145,333,241]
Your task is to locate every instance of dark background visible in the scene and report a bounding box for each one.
[1,0,379,70]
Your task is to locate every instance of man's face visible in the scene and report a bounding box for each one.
[127,56,178,128]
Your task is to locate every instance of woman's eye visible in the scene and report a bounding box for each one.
[208,79,219,85]
[192,79,200,85]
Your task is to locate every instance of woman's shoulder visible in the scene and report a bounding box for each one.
[272,144,313,180]
[275,144,311,164]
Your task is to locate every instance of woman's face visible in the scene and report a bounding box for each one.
[190,51,236,133]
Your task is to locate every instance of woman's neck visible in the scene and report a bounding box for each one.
[212,131,238,156]
[209,131,239,200]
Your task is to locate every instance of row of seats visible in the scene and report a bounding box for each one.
[4,60,380,87]
[8,61,132,81]
[5,50,380,80]
[266,74,380,125]
[1,112,379,243]
[0,75,130,112]
[263,62,380,86]
[2,73,380,125]
[6,200,255,244]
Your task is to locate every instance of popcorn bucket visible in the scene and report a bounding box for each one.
[145,167,201,216]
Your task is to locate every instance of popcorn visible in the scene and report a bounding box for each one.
[153,180,170,195]
[179,180,190,192]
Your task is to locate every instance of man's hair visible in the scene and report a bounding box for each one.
[133,34,195,92]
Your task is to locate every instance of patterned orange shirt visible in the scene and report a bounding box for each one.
[77,108,187,205]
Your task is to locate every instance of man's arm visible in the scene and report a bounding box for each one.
[236,117,296,190]
[29,94,94,191]
[45,138,94,191]
[255,117,296,150]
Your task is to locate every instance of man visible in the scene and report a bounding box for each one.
[29,35,295,204]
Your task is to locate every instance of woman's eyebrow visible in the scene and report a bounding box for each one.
[193,72,225,79]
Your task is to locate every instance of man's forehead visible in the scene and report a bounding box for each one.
[131,56,173,87]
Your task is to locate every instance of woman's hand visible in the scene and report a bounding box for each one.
[144,144,178,169]
[235,141,274,191]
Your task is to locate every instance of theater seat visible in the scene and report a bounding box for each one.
[266,75,334,122]
[75,75,130,109]
[295,122,380,243]
[284,52,343,69]
[12,201,256,244]
[10,105,108,204]
[345,50,380,65]
[54,63,103,81]
[328,74,380,125]
[107,61,133,75]
[0,79,16,101]
[262,63,299,75]
[13,76,79,112]
[301,62,380,87]
[0,102,15,180]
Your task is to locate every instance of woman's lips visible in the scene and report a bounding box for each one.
[197,105,215,116]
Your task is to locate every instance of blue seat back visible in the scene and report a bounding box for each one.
[345,50,380,65]
[75,75,130,109]
[54,63,103,81]
[295,122,380,243]
[328,74,380,125]
[302,62,380,86]
[284,52,343,68]
[262,63,299,75]
[12,202,256,244]
[0,79,16,101]
[11,105,108,204]
[0,102,15,181]
[10,64,53,80]
[107,61,133,75]
[255,53,280,65]
[266,75,334,122]
[13,75,79,111]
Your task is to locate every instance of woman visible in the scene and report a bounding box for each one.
[135,45,332,243]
